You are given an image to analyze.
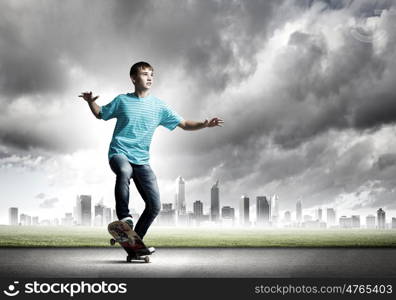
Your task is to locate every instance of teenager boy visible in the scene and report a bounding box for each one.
[78,61,224,240]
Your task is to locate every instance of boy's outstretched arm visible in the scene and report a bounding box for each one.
[178,117,224,131]
[78,91,101,119]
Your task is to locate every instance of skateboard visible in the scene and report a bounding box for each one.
[108,220,155,263]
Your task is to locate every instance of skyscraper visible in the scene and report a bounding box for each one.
[239,195,250,226]
[377,208,386,229]
[163,203,173,211]
[316,208,323,221]
[210,180,220,222]
[62,213,73,226]
[284,211,291,222]
[256,196,270,225]
[392,217,396,229]
[221,206,235,219]
[175,176,186,216]
[32,216,39,225]
[104,207,112,224]
[94,202,105,226]
[19,214,31,226]
[351,215,360,228]
[327,208,336,225]
[366,215,376,229]
[270,194,279,223]
[8,207,18,225]
[296,200,302,222]
[79,195,92,226]
[193,200,204,218]
[74,196,82,225]
[339,216,352,228]
[158,203,176,226]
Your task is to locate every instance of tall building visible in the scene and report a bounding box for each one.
[239,195,250,226]
[79,195,92,226]
[94,203,105,226]
[19,214,26,225]
[19,214,31,226]
[284,211,291,222]
[104,207,112,224]
[366,215,376,229]
[222,206,235,219]
[339,216,352,228]
[25,214,32,225]
[377,208,386,229]
[327,208,336,225]
[8,207,18,225]
[163,203,173,211]
[210,180,220,222]
[74,196,82,225]
[193,201,203,218]
[351,215,360,228]
[296,200,302,222]
[256,196,270,225]
[316,208,323,221]
[62,213,73,226]
[392,217,396,229]
[175,176,186,216]
[270,194,279,223]
[158,203,176,226]
[32,216,39,225]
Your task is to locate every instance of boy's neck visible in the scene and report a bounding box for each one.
[133,89,150,98]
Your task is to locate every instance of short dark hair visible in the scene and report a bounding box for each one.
[129,61,153,77]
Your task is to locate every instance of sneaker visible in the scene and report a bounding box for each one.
[121,217,134,230]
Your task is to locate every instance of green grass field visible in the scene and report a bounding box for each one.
[1,225,396,247]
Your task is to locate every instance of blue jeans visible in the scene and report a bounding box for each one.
[109,154,161,239]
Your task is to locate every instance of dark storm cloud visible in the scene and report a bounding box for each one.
[267,27,395,146]
[1,125,58,152]
[153,0,396,213]
[300,0,394,15]
[181,0,283,94]
[298,0,352,10]
[375,153,396,170]
[0,0,152,100]
[0,0,284,154]
[354,91,396,130]
[0,1,79,98]
[176,1,396,154]
[2,0,395,154]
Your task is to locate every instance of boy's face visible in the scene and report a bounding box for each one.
[131,67,154,90]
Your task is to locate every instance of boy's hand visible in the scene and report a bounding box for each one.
[78,91,99,103]
[203,117,224,128]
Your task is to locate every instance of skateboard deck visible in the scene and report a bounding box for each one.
[108,220,155,263]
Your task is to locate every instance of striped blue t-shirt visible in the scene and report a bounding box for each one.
[100,93,183,165]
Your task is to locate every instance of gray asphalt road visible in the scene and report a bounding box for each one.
[0,248,395,278]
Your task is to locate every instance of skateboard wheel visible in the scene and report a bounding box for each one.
[110,238,116,246]
[144,256,150,263]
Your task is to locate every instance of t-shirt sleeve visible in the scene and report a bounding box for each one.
[159,102,184,131]
[99,96,120,121]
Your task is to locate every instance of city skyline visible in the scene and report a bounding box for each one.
[7,177,396,229]
[8,202,396,230]
[2,1,396,227]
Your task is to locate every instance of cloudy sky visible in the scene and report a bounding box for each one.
[1,0,396,224]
